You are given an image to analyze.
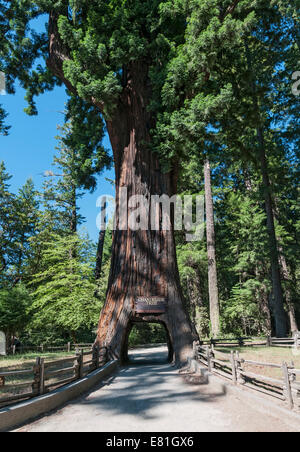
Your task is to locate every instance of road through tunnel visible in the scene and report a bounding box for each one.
[123,320,173,365]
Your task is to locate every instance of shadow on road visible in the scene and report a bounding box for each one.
[78,346,227,421]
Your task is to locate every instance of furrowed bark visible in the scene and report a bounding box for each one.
[94,63,196,365]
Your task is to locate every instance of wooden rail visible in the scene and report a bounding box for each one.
[199,334,300,349]
[10,343,94,355]
[193,342,300,411]
[0,346,108,408]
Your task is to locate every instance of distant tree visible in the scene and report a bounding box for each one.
[0,105,9,136]
[29,232,99,342]
[0,285,32,349]
[0,165,40,288]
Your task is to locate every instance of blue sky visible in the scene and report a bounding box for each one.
[0,83,115,242]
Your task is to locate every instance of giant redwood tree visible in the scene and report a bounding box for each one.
[0,0,275,363]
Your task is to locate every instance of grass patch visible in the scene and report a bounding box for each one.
[215,346,300,380]
[0,351,93,405]
[0,352,74,371]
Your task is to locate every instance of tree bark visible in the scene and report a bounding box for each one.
[204,159,220,338]
[278,249,298,334]
[94,63,196,366]
[256,267,272,336]
[257,129,287,337]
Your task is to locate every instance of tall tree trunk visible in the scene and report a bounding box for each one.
[70,185,77,234]
[278,250,298,334]
[69,185,77,262]
[95,229,106,280]
[95,63,196,366]
[244,40,287,338]
[273,200,298,335]
[255,267,272,335]
[204,159,220,338]
[257,129,287,337]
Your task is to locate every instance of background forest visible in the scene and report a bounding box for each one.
[0,0,299,348]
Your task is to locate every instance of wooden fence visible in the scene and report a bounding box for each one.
[268,335,300,348]
[0,346,108,408]
[200,337,268,347]
[11,343,94,355]
[194,343,300,411]
[199,334,300,349]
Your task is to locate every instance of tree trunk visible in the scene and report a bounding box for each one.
[273,200,298,335]
[95,63,196,366]
[257,128,287,337]
[95,229,106,280]
[204,159,220,338]
[256,268,272,336]
[278,249,298,334]
[244,39,287,338]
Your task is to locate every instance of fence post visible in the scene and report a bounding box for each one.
[294,333,299,350]
[235,352,245,385]
[282,361,294,410]
[238,337,244,347]
[211,346,215,371]
[92,345,99,370]
[39,358,45,395]
[206,346,214,372]
[193,341,197,359]
[206,347,212,372]
[266,336,272,347]
[76,350,84,379]
[32,357,41,395]
[67,342,71,353]
[230,351,237,385]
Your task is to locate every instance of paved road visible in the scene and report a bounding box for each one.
[16,346,299,432]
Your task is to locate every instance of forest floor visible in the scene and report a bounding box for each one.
[0,352,74,371]
[215,346,300,380]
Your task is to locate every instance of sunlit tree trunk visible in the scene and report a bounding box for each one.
[204,159,220,338]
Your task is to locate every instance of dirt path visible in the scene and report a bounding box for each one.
[16,346,300,432]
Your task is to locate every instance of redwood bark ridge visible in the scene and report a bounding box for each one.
[95,63,196,365]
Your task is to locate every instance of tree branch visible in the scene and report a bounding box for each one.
[47,11,76,94]
[47,11,104,113]
[219,0,241,22]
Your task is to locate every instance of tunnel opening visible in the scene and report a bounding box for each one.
[123,321,173,365]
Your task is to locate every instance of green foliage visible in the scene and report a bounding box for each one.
[0,105,9,135]
[0,285,32,335]
[128,323,167,348]
[0,162,40,287]
[29,232,100,337]
[63,96,111,191]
